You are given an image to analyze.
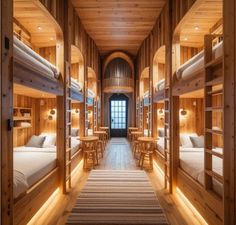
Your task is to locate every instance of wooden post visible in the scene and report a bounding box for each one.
[1,0,13,224]
[223,0,235,224]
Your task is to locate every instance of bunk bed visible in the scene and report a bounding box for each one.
[172,34,224,225]
[13,36,63,95]
[172,40,223,96]
[153,79,165,102]
[71,78,83,102]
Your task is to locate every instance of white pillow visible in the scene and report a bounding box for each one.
[40,133,56,148]
[180,133,197,148]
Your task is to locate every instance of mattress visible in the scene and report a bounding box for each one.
[13,36,60,80]
[88,89,95,98]
[71,137,81,156]
[155,79,165,92]
[179,147,223,196]
[156,138,165,155]
[71,78,83,92]
[176,41,223,81]
[13,146,57,199]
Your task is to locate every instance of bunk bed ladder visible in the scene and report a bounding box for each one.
[94,98,97,131]
[140,99,143,132]
[65,62,72,191]
[164,87,170,189]
[204,34,224,192]
[148,92,152,136]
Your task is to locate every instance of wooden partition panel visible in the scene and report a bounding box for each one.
[1,0,13,224]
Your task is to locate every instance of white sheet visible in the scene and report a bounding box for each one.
[179,147,223,196]
[71,137,81,155]
[176,41,223,81]
[14,36,60,79]
[156,138,165,155]
[71,78,83,92]
[155,79,165,92]
[88,89,95,98]
[14,146,57,199]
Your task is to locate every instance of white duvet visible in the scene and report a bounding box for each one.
[14,146,56,199]
[71,137,81,155]
[179,147,223,196]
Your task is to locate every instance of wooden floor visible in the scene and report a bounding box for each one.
[28,138,206,225]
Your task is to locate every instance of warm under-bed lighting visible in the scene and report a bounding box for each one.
[176,187,208,225]
[27,188,60,225]
[37,26,42,30]
[194,26,200,31]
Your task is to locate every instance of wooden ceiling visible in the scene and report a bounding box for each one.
[175,0,223,48]
[71,0,166,56]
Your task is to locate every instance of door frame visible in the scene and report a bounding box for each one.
[109,94,129,137]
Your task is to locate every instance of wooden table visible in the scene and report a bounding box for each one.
[137,137,155,170]
[79,136,99,169]
[131,131,143,142]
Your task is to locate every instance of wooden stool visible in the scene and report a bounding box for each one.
[130,131,143,158]
[128,127,139,141]
[137,137,155,170]
[94,131,107,155]
[99,127,109,143]
[79,136,99,170]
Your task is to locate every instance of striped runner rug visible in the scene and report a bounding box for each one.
[66,170,169,225]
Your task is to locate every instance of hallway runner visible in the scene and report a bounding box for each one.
[66,170,169,225]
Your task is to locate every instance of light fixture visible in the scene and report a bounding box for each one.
[180,108,187,116]
[49,37,54,41]
[48,115,53,121]
[158,108,164,115]
[75,108,80,114]
[194,26,199,31]
[37,26,42,30]
[50,109,56,115]
[184,37,188,41]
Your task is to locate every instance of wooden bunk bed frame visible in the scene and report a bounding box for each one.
[172,34,224,225]
[12,2,65,225]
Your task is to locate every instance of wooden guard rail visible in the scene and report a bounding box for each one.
[103,77,134,93]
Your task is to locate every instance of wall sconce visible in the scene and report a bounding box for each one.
[48,108,56,120]
[158,108,164,115]
[180,108,188,117]
[75,108,80,114]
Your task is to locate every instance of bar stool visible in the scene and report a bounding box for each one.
[94,130,107,156]
[137,137,155,170]
[130,131,143,158]
[128,127,139,141]
[79,136,99,170]
[100,127,109,143]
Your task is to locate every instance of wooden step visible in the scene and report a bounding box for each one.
[205,128,223,135]
[205,106,223,112]
[205,56,223,68]
[205,170,223,184]
[205,149,223,159]
[206,76,223,87]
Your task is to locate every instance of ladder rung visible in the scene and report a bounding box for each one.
[205,106,223,112]
[207,89,223,96]
[165,175,170,181]
[67,122,72,126]
[66,110,72,112]
[165,110,169,113]
[205,170,223,184]
[66,148,72,153]
[66,174,71,181]
[205,128,223,135]
[205,149,223,159]
[205,56,223,68]
[205,76,223,87]
[66,161,71,166]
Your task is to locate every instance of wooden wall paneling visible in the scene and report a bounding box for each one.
[223,0,236,224]
[39,46,56,65]
[1,0,13,223]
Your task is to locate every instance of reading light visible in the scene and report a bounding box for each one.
[37,26,42,30]
[50,109,56,115]
[180,108,188,116]
[184,37,188,41]
[48,115,53,121]
[158,108,164,115]
[75,108,80,114]
[194,26,200,31]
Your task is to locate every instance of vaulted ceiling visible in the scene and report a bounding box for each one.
[71,0,166,56]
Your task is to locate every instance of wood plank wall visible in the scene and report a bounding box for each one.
[180,46,201,65]
[13,95,57,147]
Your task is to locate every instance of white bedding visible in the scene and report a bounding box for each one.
[179,147,223,196]
[176,41,223,81]
[156,137,165,155]
[155,79,165,92]
[71,78,83,92]
[14,146,57,199]
[14,36,60,80]
[71,137,81,155]
[88,89,95,98]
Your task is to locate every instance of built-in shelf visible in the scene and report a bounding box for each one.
[13,107,32,130]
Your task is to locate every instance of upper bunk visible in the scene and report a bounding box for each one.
[153,45,166,102]
[13,0,64,96]
[172,0,223,96]
[86,67,97,106]
[140,67,151,107]
[71,45,84,102]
